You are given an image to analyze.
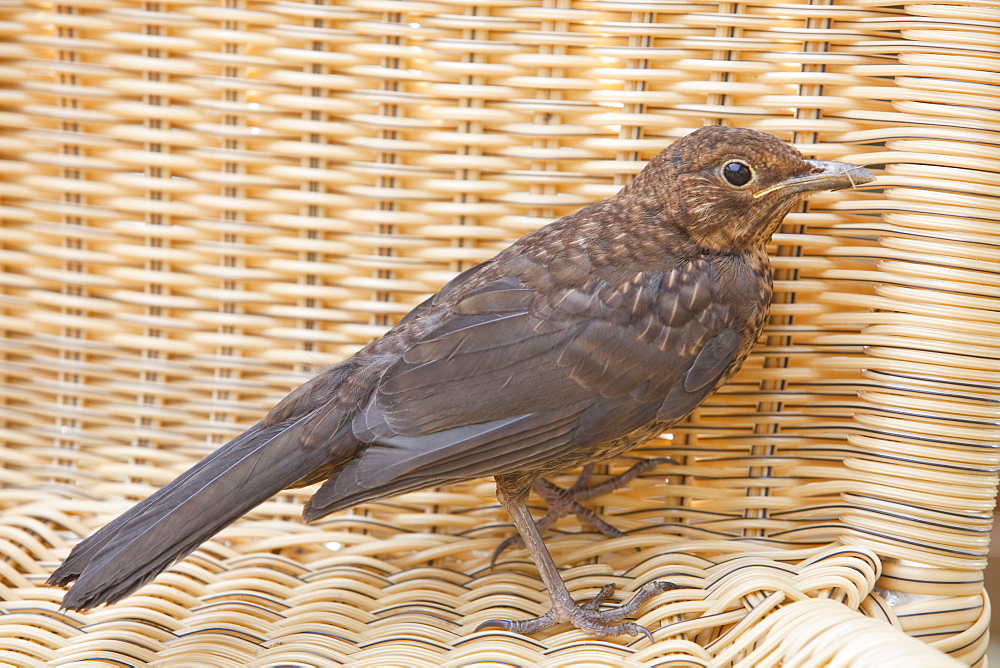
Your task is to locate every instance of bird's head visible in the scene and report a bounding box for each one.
[625,126,875,253]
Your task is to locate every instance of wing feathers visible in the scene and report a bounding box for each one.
[319,259,747,520]
[307,403,588,521]
[684,328,741,392]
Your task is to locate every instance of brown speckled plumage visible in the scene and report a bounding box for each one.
[48,126,874,638]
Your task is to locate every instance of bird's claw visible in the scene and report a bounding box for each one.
[474,580,675,640]
[582,583,617,611]
[490,458,677,567]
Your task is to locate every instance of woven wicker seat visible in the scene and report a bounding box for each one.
[1,1,996,665]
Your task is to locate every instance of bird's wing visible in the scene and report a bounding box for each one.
[305,257,742,519]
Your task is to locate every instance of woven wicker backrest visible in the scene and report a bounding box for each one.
[1,1,996,666]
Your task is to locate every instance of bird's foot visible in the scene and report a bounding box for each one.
[491,458,676,565]
[475,581,675,639]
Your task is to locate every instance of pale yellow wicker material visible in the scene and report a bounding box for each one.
[0,0,997,666]
[730,598,966,668]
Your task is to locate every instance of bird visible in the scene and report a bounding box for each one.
[47,126,874,639]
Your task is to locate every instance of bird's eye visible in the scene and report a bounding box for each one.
[722,160,753,187]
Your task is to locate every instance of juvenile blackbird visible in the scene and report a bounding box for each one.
[48,126,874,638]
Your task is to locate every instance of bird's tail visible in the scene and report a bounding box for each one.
[48,414,345,611]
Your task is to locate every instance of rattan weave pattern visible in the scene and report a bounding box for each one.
[0,0,997,665]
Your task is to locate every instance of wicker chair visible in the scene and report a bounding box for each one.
[0,1,995,665]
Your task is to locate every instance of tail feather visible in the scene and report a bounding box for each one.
[48,416,348,611]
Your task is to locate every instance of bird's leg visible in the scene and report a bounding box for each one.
[477,477,674,639]
[491,458,675,565]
